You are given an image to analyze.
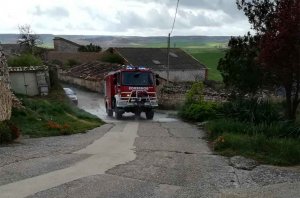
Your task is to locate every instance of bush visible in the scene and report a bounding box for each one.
[179,102,219,122]
[0,121,20,143]
[179,82,220,122]
[219,99,282,124]
[7,54,43,67]
[78,43,102,52]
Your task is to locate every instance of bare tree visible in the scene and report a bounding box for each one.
[18,25,42,54]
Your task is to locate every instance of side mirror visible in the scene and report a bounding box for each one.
[113,78,117,85]
[156,79,160,86]
[155,74,160,78]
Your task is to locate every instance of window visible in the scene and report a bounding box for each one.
[122,72,154,86]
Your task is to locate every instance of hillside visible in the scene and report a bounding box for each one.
[0,34,230,49]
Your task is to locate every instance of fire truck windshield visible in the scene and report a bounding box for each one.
[122,71,154,86]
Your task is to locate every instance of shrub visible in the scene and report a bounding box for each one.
[7,54,43,67]
[218,99,282,124]
[185,82,204,104]
[78,43,102,52]
[0,121,20,143]
[179,102,219,122]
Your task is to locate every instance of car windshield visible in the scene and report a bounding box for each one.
[122,72,154,86]
[64,88,75,95]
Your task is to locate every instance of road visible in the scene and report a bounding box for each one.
[0,86,300,198]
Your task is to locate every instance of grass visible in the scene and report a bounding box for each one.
[10,87,103,138]
[206,119,300,165]
[139,41,226,82]
[184,48,226,81]
[213,133,300,165]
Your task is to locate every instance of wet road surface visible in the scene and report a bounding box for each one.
[0,86,300,197]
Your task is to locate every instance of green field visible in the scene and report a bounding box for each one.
[184,47,226,81]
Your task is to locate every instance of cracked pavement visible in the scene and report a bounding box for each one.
[0,87,300,198]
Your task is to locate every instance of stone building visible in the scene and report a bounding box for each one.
[112,48,208,82]
[53,37,82,52]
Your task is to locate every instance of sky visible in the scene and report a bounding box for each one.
[0,0,252,36]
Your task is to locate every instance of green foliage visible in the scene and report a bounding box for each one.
[7,54,43,67]
[66,59,79,67]
[0,122,12,143]
[206,118,300,139]
[187,48,225,81]
[219,99,282,124]
[186,82,204,104]
[179,82,219,121]
[179,102,219,122]
[213,133,300,165]
[78,43,102,52]
[218,34,263,96]
[0,121,20,143]
[10,87,103,138]
[100,53,124,64]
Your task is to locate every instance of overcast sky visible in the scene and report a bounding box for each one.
[0,0,251,36]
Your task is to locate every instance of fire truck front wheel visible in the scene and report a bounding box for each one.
[145,110,154,120]
[115,108,123,120]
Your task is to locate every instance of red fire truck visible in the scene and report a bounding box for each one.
[104,66,159,119]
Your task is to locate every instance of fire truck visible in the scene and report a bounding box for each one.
[104,66,159,119]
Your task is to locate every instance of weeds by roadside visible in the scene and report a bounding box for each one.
[7,86,103,139]
[179,82,300,166]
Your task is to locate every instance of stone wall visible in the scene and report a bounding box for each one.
[59,73,104,93]
[47,51,103,64]
[0,45,12,121]
[0,81,12,121]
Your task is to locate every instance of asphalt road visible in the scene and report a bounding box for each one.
[0,86,300,198]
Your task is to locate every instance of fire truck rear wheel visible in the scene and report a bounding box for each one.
[146,110,154,120]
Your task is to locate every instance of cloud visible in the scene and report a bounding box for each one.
[31,6,69,18]
[0,0,251,36]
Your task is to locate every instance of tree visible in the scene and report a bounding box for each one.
[78,43,102,52]
[18,25,42,54]
[237,0,300,120]
[218,33,263,97]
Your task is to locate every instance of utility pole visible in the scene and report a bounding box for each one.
[167,33,170,84]
[166,0,179,84]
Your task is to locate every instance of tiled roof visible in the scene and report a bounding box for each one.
[65,62,122,81]
[114,48,206,70]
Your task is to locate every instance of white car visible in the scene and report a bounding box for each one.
[63,88,78,105]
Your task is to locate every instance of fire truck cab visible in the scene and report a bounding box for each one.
[104,66,159,119]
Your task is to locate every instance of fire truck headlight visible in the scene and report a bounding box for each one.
[126,94,131,97]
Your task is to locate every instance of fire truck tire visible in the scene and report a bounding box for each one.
[115,111,122,120]
[115,109,123,120]
[106,103,113,116]
[146,110,154,119]
[107,109,113,117]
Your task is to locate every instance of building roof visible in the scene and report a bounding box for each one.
[65,62,122,81]
[53,37,82,47]
[113,47,206,70]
